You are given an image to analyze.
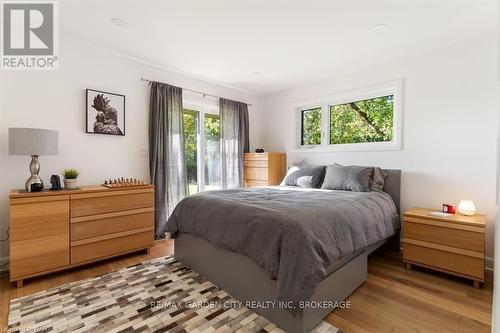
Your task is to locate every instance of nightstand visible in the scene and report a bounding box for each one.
[402,207,486,288]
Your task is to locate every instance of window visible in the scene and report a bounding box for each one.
[330,95,393,144]
[203,113,221,191]
[183,109,199,194]
[183,107,221,194]
[300,107,322,146]
[296,81,401,151]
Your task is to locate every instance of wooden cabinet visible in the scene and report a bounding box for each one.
[402,207,486,288]
[9,196,70,282]
[243,152,286,187]
[9,185,155,287]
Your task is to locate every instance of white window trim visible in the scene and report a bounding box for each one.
[295,79,403,152]
[183,98,220,192]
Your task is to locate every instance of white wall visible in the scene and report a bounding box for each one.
[0,34,259,264]
[257,33,498,266]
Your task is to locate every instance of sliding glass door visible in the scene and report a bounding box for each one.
[183,108,221,194]
[203,113,221,191]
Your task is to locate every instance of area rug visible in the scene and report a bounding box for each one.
[8,256,342,333]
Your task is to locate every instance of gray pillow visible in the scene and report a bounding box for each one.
[321,165,374,192]
[282,165,326,188]
[371,167,388,192]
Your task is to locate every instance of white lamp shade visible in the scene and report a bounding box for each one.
[9,128,58,156]
[458,200,476,216]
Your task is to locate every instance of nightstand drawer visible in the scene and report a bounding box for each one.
[404,243,484,279]
[404,220,484,252]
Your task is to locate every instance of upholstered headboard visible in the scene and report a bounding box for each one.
[382,169,401,213]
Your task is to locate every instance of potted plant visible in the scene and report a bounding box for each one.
[62,168,80,189]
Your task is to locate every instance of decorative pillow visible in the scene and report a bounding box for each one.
[280,165,326,188]
[371,167,388,192]
[321,164,374,192]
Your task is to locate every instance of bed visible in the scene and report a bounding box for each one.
[167,169,401,333]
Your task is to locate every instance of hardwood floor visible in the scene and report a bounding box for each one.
[0,240,492,332]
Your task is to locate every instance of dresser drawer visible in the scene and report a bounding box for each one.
[244,160,268,168]
[403,242,484,279]
[404,220,484,252]
[244,153,268,161]
[71,231,153,264]
[71,209,154,241]
[71,189,154,217]
[244,167,268,181]
[244,179,268,187]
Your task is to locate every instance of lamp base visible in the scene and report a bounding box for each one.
[25,155,44,192]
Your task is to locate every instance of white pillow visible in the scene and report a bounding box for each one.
[280,166,300,186]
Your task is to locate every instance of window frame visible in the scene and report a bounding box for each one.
[300,107,323,147]
[183,99,220,193]
[295,80,402,152]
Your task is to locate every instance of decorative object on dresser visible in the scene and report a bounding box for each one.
[402,207,485,288]
[442,203,456,214]
[8,128,59,192]
[50,175,62,190]
[86,89,125,136]
[9,185,154,288]
[103,177,147,188]
[458,199,476,216]
[243,152,286,187]
[62,168,80,189]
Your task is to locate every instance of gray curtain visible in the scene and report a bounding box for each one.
[220,98,249,189]
[149,82,188,238]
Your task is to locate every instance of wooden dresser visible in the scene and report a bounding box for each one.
[402,207,485,288]
[9,185,154,287]
[243,152,286,187]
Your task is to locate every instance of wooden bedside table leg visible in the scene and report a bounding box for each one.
[473,280,481,289]
[405,263,412,270]
[16,280,23,288]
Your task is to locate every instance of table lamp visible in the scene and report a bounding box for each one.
[8,128,59,192]
[458,200,476,216]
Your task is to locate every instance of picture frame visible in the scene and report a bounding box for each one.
[86,89,125,136]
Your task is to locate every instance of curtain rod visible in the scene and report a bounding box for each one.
[141,77,252,107]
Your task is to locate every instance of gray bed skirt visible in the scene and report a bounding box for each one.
[175,233,392,333]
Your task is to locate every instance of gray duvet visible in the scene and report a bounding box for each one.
[166,187,399,306]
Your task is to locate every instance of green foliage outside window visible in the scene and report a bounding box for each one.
[204,113,220,141]
[183,110,198,186]
[330,95,393,144]
[301,108,322,145]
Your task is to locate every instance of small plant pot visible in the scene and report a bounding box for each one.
[64,178,78,189]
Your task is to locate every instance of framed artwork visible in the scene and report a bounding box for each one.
[86,89,125,136]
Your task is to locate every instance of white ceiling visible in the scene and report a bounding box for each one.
[62,0,497,95]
